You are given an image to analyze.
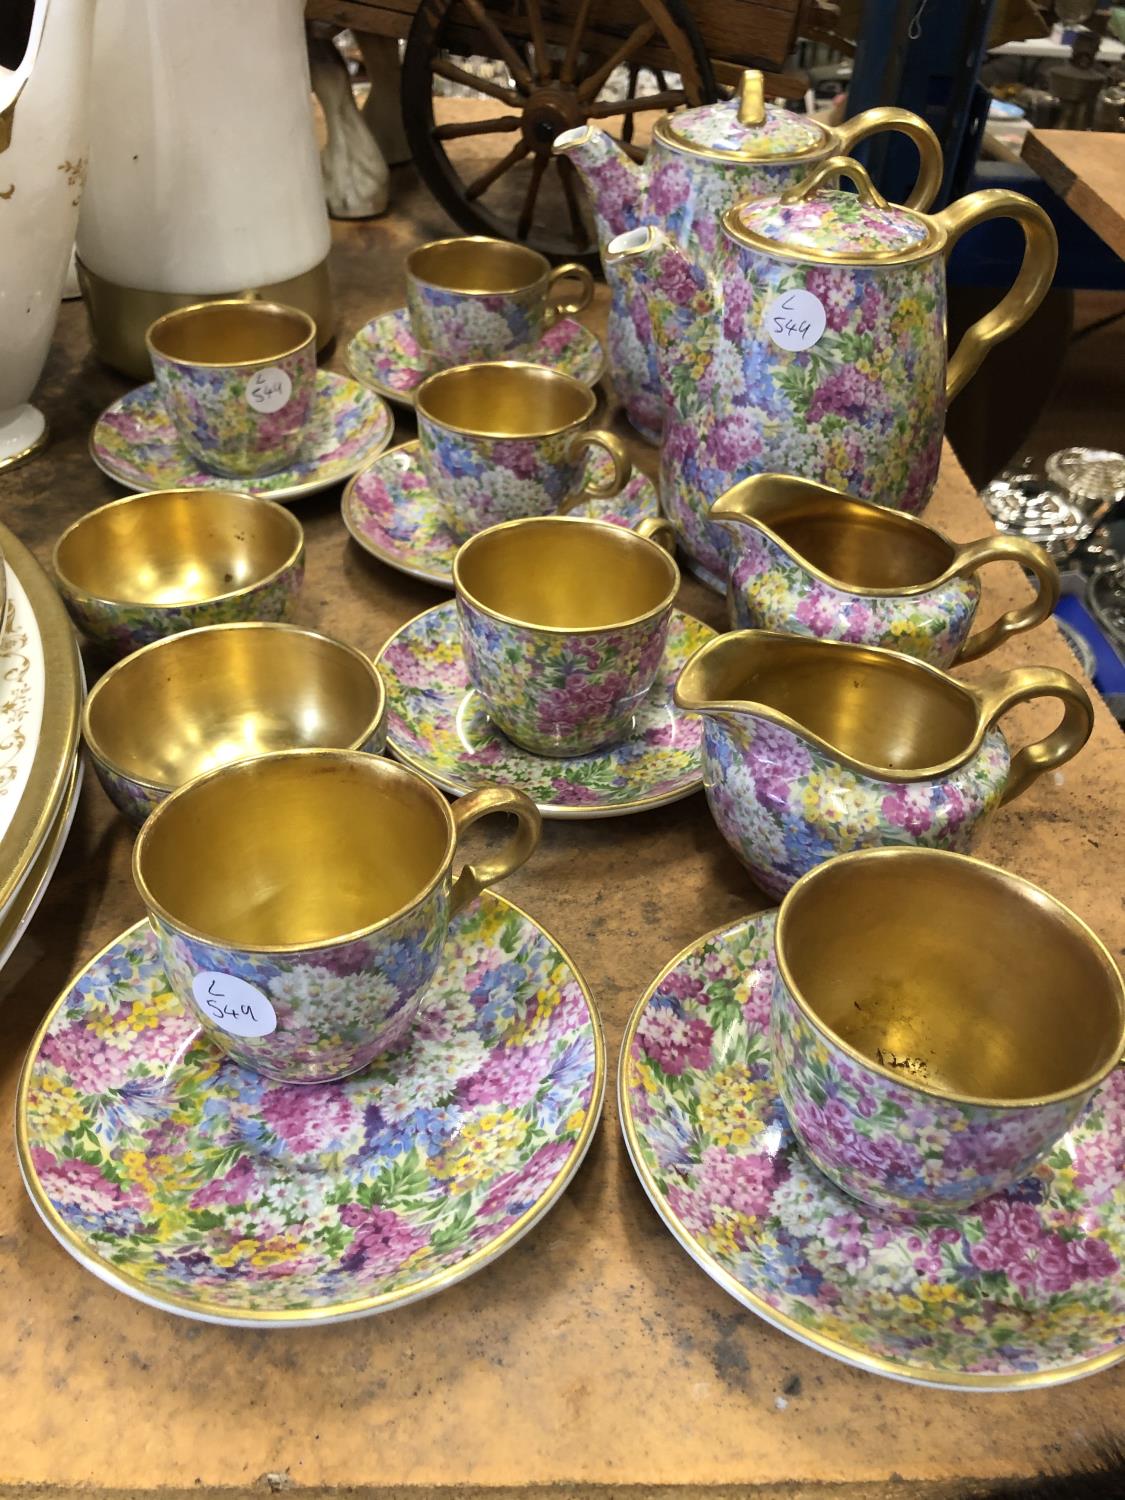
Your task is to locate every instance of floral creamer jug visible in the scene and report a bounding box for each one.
[608,157,1057,592]
[674,630,1092,898]
[712,472,1060,666]
[553,71,941,444]
[0,0,96,469]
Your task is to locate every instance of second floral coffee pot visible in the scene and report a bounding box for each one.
[608,157,1058,592]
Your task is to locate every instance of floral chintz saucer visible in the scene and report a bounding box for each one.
[346,307,605,406]
[343,441,661,588]
[621,910,1125,1390]
[376,601,714,818]
[18,894,604,1326]
[90,372,394,501]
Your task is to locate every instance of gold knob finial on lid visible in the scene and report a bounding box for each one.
[737,70,766,127]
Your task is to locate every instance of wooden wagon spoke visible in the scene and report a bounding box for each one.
[523,0,552,84]
[464,138,532,200]
[432,58,523,108]
[461,0,534,92]
[556,157,590,248]
[432,115,522,141]
[617,138,647,164]
[559,0,596,86]
[576,20,657,103]
[588,89,686,117]
[516,154,549,241]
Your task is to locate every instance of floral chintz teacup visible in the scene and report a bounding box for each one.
[772,847,1125,1212]
[133,750,541,1083]
[405,235,593,363]
[416,362,632,539]
[712,473,1060,668]
[675,630,1094,898]
[146,299,317,477]
[454,514,679,756]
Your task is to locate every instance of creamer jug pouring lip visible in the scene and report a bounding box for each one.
[712,471,1060,666]
[607,156,1058,591]
[553,69,942,444]
[673,629,1093,899]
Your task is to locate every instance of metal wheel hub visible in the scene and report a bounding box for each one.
[520,85,583,154]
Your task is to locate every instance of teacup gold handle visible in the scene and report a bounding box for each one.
[546,262,594,320]
[634,515,678,555]
[950,535,1061,663]
[449,785,542,915]
[832,108,943,211]
[970,666,1094,806]
[936,191,1058,402]
[562,429,632,505]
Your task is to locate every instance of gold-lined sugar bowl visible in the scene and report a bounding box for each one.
[83,622,386,826]
[53,489,305,656]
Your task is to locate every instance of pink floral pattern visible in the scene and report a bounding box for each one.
[343,441,660,589]
[376,601,713,816]
[657,98,830,159]
[19,896,603,1323]
[622,910,1125,1387]
[345,308,604,406]
[90,373,394,501]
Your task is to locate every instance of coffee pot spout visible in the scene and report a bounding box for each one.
[553,123,646,240]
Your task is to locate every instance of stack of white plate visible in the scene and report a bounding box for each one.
[0,521,83,972]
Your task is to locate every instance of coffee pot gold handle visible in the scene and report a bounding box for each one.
[449,785,542,915]
[970,666,1094,806]
[562,429,632,505]
[546,262,595,321]
[949,535,1061,663]
[832,108,943,211]
[936,191,1058,402]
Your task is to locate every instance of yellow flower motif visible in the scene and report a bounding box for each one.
[212,1237,259,1269]
[698,1062,766,1148]
[434,1107,528,1191]
[564,1107,587,1134]
[959,1314,987,1332]
[251,1235,305,1268]
[917,1280,961,1305]
[867,1289,898,1313]
[898,1294,923,1314]
[704,1207,757,1260]
[28,1076,86,1137]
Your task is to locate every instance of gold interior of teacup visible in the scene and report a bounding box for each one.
[740,478,954,590]
[408,236,546,293]
[134,752,452,948]
[679,633,980,774]
[456,517,678,629]
[777,850,1125,1104]
[54,490,302,606]
[416,362,595,438]
[147,300,313,366]
[84,624,383,791]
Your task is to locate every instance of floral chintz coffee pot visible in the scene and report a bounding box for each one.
[553,71,942,444]
[608,157,1058,592]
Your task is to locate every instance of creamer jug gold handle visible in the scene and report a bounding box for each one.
[937,191,1058,402]
[833,108,943,211]
[950,535,1060,662]
[970,666,1093,806]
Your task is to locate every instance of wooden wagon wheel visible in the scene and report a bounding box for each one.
[401,0,718,266]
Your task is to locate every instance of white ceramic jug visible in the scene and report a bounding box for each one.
[0,0,96,471]
[76,0,333,377]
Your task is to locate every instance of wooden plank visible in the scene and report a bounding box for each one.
[1022,128,1125,260]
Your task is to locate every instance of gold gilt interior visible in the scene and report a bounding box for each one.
[135,752,451,948]
[84,624,383,790]
[147,301,313,365]
[54,490,301,606]
[408,237,545,293]
[677,632,981,773]
[778,851,1125,1102]
[718,476,954,590]
[456,517,677,629]
[416,363,594,437]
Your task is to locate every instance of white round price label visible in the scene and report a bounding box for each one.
[762,290,827,352]
[245,367,293,414]
[191,971,278,1038]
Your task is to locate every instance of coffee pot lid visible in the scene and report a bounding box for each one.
[725,156,940,265]
[657,70,832,161]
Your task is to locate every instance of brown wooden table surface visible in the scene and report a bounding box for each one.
[1022,128,1125,260]
[0,170,1123,1498]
